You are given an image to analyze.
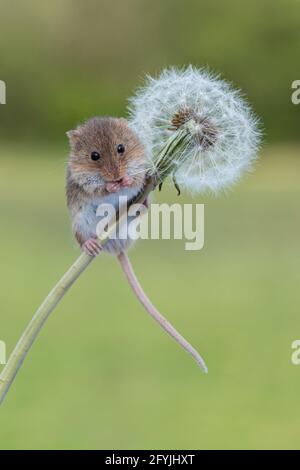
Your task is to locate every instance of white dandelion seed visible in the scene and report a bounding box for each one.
[128,66,262,194]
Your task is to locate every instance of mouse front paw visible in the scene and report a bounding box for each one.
[82,238,102,257]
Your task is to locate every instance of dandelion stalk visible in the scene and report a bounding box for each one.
[0,177,155,405]
[0,253,93,404]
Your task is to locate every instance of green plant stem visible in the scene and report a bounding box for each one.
[0,253,93,405]
[0,177,156,405]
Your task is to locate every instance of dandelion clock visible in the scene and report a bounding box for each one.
[129,66,261,194]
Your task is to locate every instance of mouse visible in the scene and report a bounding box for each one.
[66,116,148,256]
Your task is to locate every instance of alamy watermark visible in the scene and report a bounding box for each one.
[291,80,300,105]
[0,80,6,104]
[0,340,6,365]
[96,198,204,251]
[291,340,300,365]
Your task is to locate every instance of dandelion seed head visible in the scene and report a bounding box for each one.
[128,66,262,194]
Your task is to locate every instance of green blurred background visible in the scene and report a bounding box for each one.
[0,0,299,450]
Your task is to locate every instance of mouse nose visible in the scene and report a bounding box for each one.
[109,176,134,186]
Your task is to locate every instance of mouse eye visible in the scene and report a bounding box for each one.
[117,144,125,154]
[91,151,101,161]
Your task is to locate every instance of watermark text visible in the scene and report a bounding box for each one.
[0,340,6,365]
[0,80,6,104]
[291,340,300,365]
[96,198,204,251]
[291,80,300,105]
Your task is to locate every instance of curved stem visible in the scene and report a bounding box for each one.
[117,251,208,373]
[0,177,156,405]
[0,253,93,404]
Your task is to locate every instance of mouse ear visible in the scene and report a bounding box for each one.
[66,129,81,145]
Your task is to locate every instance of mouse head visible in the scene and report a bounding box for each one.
[67,117,147,193]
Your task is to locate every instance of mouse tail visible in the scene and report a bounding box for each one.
[117,251,208,373]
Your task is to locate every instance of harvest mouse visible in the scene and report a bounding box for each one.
[66,117,149,256]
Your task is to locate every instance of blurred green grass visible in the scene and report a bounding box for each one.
[0,143,300,450]
[0,0,299,143]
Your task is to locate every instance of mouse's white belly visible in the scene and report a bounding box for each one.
[73,187,143,254]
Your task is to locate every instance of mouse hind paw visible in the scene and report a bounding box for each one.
[82,238,102,257]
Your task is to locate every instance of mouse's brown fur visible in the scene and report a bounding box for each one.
[67,117,145,185]
[66,117,148,255]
